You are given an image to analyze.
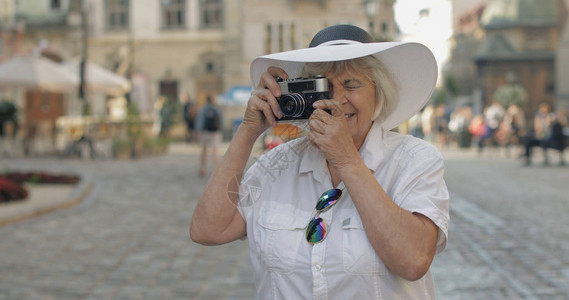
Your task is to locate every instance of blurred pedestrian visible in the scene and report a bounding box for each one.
[159,98,175,137]
[499,104,526,156]
[480,101,505,151]
[469,114,488,153]
[182,94,197,143]
[195,96,223,177]
[522,103,552,165]
[23,124,37,157]
[434,103,448,148]
[408,110,424,139]
[485,101,505,133]
[448,106,473,148]
[472,102,503,154]
[534,103,551,141]
[0,120,20,157]
[421,104,435,142]
[542,108,567,165]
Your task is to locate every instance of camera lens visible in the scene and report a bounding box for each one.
[279,93,306,118]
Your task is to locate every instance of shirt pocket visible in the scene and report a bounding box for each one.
[256,205,309,274]
[341,209,388,275]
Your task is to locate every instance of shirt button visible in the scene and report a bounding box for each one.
[314,265,321,271]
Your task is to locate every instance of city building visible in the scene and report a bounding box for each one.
[0,0,83,144]
[1,0,397,137]
[557,0,569,110]
[447,0,487,98]
[85,0,397,114]
[474,0,560,120]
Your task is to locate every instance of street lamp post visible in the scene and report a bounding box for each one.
[363,0,377,38]
[79,0,90,116]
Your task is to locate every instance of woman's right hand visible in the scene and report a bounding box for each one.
[241,67,289,137]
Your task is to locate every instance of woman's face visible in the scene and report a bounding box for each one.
[326,65,377,148]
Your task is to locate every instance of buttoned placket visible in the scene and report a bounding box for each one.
[311,208,332,300]
[311,180,345,300]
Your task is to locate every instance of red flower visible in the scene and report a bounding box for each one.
[0,176,28,202]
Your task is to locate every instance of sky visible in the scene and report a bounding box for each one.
[394,0,438,35]
[393,0,453,86]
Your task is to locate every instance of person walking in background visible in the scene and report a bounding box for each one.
[408,110,424,139]
[182,94,197,143]
[448,106,473,148]
[534,102,552,141]
[434,103,448,148]
[543,108,567,165]
[469,114,488,152]
[421,104,435,142]
[478,100,505,153]
[195,96,223,177]
[499,104,526,156]
[522,102,553,165]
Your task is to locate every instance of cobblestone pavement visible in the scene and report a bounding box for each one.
[433,148,569,300]
[0,143,568,299]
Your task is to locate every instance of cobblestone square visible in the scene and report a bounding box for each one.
[1,143,568,299]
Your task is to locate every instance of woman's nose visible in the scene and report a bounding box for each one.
[334,90,348,104]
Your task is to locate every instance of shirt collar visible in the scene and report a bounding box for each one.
[299,121,385,180]
[357,121,385,173]
[299,140,328,185]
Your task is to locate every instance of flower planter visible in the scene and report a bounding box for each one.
[0,177,28,203]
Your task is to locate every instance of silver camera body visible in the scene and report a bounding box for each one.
[276,76,330,121]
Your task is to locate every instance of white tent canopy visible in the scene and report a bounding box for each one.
[62,60,131,96]
[0,55,79,92]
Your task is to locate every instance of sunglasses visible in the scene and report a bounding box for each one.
[306,188,343,244]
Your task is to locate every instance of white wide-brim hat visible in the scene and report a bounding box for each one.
[250,24,438,130]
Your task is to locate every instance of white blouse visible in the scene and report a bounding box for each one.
[238,122,450,300]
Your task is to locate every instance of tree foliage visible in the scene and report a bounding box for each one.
[493,84,527,108]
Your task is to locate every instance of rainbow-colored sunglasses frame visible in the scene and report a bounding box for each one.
[306,188,343,244]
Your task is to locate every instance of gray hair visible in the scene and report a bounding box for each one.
[301,56,398,122]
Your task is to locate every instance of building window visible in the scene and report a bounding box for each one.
[159,81,179,103]
[381,22,388,34]
[265,24,272,54]
[278,23,284,52]
[106,0,129,30]
[50,0,61,10]
[290,23,296,50]
[41,93,51,113]
[200,0,223,28]
[524,28,548,50]
[265,22,297,54]
[206,61,215,73]
[162,0,186,29]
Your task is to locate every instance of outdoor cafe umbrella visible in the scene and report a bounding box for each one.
[62,60,131,96]
[0,55,79,92]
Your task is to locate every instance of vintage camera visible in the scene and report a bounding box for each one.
[276,76,330,121]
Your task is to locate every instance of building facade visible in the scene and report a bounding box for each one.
[447,0,567,121]
[557,0,569,110]
[0,0,82,136]
[474,0,560,121]
[231,0,397,92]
[1,0,397,135]
[83,0,397,114]
[85,0,226,113]
[447,0,487,97]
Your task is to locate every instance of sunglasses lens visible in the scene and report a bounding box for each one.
[306,217,327,244]
[315,188,342,211]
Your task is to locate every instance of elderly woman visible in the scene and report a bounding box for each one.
[191,24,449,299]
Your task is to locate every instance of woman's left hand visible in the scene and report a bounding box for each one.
[308,100,360,170]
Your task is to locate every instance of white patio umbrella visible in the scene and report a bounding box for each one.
[0,55,79,92]
[62,60,131,96]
